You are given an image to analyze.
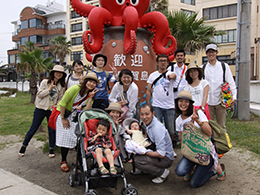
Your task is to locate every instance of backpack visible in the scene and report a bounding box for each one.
[209,120,232,154]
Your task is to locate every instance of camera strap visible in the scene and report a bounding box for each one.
[175,65,186,92]
[151,70,168,88]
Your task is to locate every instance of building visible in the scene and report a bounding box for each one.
[7,1,66,81]
[67,0,99,67]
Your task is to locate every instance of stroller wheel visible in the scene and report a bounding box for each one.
[76,173,83,186]
[121,185,138,195]
[69,174,75,187]
[84,189,98,195]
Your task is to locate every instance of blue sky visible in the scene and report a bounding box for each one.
[0,0,66,65]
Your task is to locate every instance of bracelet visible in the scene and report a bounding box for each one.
[199,122,204,127]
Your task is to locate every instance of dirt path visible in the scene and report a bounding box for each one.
[0,135,260,195]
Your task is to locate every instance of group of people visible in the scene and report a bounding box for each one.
[18,43,236,188]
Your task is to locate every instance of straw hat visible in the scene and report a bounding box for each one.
[105,102,124,113]
[185,63,204,77]
[123,118,139,129]
[50,65,67,76]
[92,53,108,67]
[82,72,99,83]
[175,91,194,103]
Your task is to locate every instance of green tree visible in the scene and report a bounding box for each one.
[17,46,53,103]
[165,11,224,53]
[49,35,71,65]
[150,0,168,12]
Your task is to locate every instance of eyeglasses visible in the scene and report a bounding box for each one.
[158,60,168,63]
[96,59,104,62]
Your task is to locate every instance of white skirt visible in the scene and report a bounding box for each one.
[56,114,77,148]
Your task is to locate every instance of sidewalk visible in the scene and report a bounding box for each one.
[0,169,57,195]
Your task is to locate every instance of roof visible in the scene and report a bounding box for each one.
[32,8,46,15]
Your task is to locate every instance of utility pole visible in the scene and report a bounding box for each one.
[236,0,251,120]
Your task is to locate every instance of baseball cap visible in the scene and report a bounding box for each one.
[206,44,218,52]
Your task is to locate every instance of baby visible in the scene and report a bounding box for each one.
[87,119,116,175]
[124,118,151,155]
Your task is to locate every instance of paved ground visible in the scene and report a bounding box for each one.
[0,135,260,195]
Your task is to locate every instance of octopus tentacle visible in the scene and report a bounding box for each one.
[82,7,113,54]
[70,0,95,18]
[123,6,138,54]
[140,11,177,57]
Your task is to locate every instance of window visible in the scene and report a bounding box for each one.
[181,9,195,17]
[214,29,237,44]
[42,50,49,59]
[72,37,83,45]
[203,4,237,20]
[29,35,43,44]
[71,11,80,19]
[71,51,83,61]
[21,37,28,45]
[16,54,20,64]
[9,54,15,64]
[202,55,235,65]
[181,0,195,5]
[21,20,27,29]
[71,23,82,32]
[29,18,42,28]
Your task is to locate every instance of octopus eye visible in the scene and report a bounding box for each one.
[116,0,125,5]
[130,0,139,6]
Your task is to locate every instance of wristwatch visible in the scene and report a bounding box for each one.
[201,107,205,111]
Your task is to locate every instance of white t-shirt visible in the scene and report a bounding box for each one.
[147,70,176,109]
[176,110,208,132]
[184,79,210,107]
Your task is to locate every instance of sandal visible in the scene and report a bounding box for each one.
[60,161,69,172]
[99,165,109,175]
[217,163,226,181]
[183,174,192,182]
[110,166,117,175]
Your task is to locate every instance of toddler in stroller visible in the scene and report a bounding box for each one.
[69,108,138,195]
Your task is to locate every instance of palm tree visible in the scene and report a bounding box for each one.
[19,41,35,52]
[150,0,168,12]
[17,47,53,103]
[165,11,224,53]
[49,36,71,65]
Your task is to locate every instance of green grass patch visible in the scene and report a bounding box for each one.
[226,114,260,156]
[0,91,48,139]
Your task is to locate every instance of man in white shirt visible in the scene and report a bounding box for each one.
[146,54,177,156]
[168,49,188,99]
[202,44,237,132]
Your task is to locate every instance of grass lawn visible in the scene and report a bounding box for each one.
[0,92,260,157]
[0,91,49,144]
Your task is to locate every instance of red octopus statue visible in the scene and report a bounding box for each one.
[70,0,177,61]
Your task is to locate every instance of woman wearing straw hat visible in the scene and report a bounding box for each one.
[105,102,131,160]
[19,65,66,158]
[174,91,226,187]
[56,72,99,172]
[184,63,211,119]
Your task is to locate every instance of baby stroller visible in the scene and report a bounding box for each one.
[68,108,138,195]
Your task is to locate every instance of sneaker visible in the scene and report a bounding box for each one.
[49,149,55,158]
[173,148,177,158]
[152,169,170,184]
[19,146,26,157]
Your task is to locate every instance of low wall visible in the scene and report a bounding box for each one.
[250,81,260,104]
[0,81,34,92]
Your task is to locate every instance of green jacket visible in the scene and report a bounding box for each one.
[57,85,90,111]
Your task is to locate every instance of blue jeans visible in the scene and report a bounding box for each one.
[175,156,216,188]
[92,99,109,110]
[22,108,55,150]
[153,107,175,136]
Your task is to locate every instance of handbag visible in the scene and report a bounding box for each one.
[181,122,211,165]
[118,84,129,120]
[48,107,60,130]
[220,82,233,108]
